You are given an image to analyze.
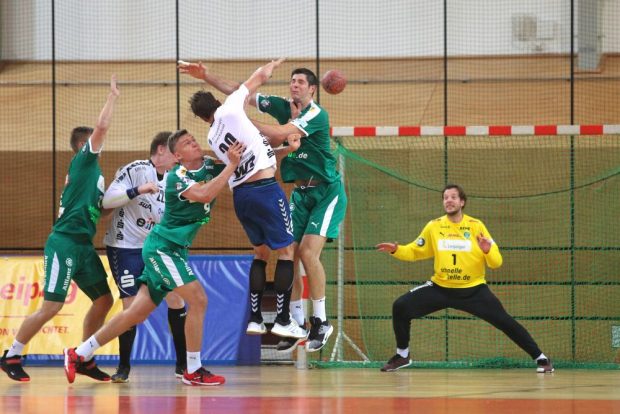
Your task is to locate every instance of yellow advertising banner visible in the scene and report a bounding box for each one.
[0,256,122,355]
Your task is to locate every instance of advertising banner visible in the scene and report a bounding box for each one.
[0,255,256,363]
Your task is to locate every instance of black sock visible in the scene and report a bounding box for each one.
[249,259,267,321]
[118,325,136,368]
[168,306,187,367]
[274,259,294,323]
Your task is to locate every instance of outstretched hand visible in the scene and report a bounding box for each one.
[476,233,492,254]
[256,58,285,80]
[110,74,120,97]
[376,242,398,254]
[178,60,207,81]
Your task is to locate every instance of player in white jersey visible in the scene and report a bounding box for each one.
[180,58,306,341]
[102,132,187,383]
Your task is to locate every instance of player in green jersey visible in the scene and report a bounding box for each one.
[178,61,347,353]
[64,130,244,386]
[1,76,120,382]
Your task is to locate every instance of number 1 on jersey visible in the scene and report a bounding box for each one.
[452,254,457,265]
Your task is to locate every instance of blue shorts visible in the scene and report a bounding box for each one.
[233,177,294,250]
[106,246,144,298]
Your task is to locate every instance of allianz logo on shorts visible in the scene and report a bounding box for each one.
[63,257,74,291]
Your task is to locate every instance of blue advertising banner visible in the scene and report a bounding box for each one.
[15,255,260,365]
[130,254,259,364]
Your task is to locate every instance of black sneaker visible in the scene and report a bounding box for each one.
[536,358,554,373]
[76,358,111,382]
[1,350,30,382]
[111,365,130,383]
[380,354,412,372]
[175,363,186,379]
[305,317,334,353]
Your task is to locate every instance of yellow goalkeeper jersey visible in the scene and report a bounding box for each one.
[392,214,502,288]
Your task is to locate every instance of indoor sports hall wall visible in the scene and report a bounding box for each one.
[1,1,619,367]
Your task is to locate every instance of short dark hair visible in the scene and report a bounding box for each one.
[167,129,188,153]
[442,183,467,208]
[150,131,172,156]
[189,91,221,121]
[291,68,319,87]
[70,126,94,153]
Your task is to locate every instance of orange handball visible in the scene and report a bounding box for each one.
[321,69,347,95]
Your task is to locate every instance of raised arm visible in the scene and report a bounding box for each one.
[252,119,303,148]
[178,60,241,96]
[377,222,435,262]
[182,142,244,204]
[90,75,120,152]
[242,58,284,96]
[476,225,503,269]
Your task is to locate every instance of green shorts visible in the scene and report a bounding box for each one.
[43,231,110,302]
[138,232,197,305]
[290,179,347,243]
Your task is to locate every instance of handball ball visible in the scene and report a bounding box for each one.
[321,69,347,95]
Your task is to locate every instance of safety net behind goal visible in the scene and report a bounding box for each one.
[313,132,620,369]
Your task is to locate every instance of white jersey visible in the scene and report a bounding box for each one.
[103,160,166,248]
[207,84,276,188]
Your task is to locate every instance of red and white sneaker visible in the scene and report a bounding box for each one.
[63,347,84,384]
[182,367,225,386]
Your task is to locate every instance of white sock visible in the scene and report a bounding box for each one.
[290,300,305,326]
[397,348,409,359]
[75,336,100,358]
[186,351,201,374]
[6,340,26,358]
[535,353,547,361]
[312,297,326,322]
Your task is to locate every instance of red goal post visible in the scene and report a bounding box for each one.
[330,124,620,137]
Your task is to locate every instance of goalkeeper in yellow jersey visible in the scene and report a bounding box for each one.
[376,184,554,374]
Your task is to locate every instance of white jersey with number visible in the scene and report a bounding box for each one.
[207,84,276,188]
[103,160,166,248]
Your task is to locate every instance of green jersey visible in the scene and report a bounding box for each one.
[153,158,224,247]
[256,94,339,183]
[53,139,105,239]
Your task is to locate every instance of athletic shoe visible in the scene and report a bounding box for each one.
[271,318,307,339]
[275,336,306,353]
[111,365,130,383]
[246,321,267,335]
[1,350,30,382]
[76,358,111,382]
[63,347,83,384]
[380,354,412,372]
[305,317,334,353]
[182,367,225,386]
[175,363,186,379]
[536,358,554,373]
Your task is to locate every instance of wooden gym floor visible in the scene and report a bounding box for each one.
[2,365,620,414]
